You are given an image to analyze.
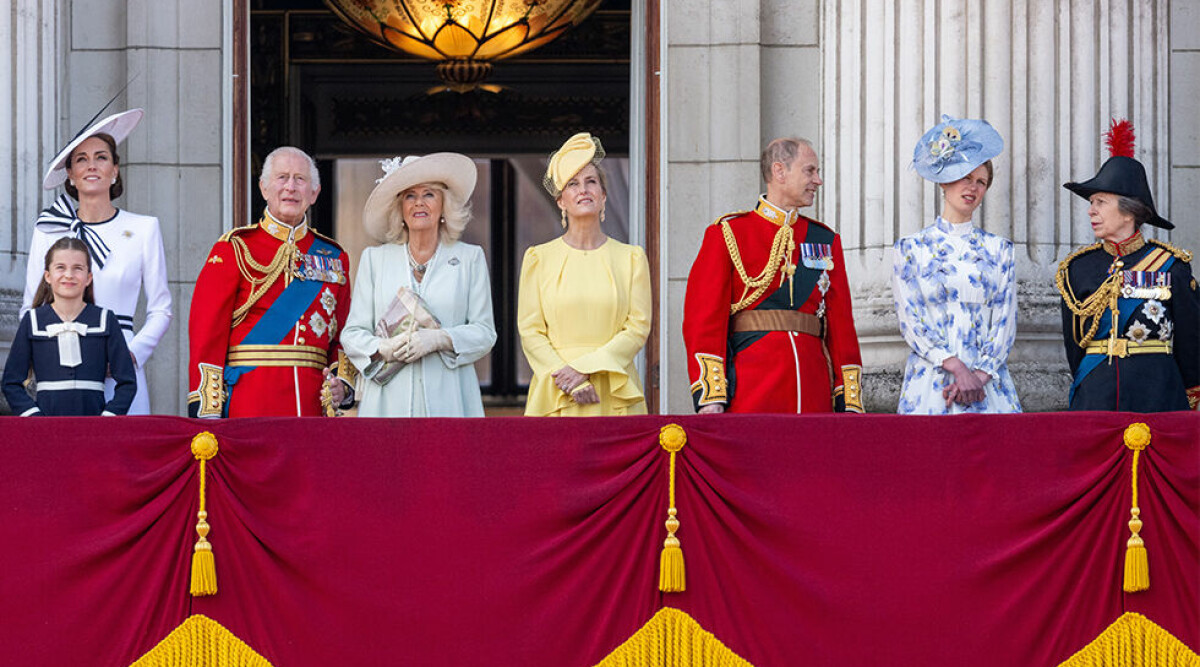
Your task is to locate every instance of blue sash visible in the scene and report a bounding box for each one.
[224,235,338,387]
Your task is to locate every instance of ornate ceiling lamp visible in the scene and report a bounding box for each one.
[324,0,605,93]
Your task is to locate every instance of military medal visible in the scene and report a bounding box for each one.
[295,253,345,284]
[800,243,834,270]
[1122,270,1171,300]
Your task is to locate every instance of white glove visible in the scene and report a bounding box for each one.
[376,331,411,362]
[399,329,453,363]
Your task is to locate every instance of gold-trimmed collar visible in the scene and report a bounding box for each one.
[755,196,800,227]
[1102,231,1145,257]
[260,209,309,243]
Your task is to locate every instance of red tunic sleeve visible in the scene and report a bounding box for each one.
[683,220,736,410]
[187,235,240,417]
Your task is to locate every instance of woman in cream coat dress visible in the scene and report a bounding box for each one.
[341,154,496,417]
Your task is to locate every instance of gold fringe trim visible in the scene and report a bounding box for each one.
[1123,423,1151,593]
[130,614,273,666]
[658,424,687,593]
[595,607,754,667]
[1057,613,1200,667]
[190,432,219,597]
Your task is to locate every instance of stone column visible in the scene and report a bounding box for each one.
[662,0,765,414]
[0,0,62,365]
[821,0,1171,411]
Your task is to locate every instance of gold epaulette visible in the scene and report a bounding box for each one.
[710,211,749,226]
[1148,239,1194,263]
[1054,243,1102,302]
[217,225,256,244]
[805,216,834,233]
[310,229,346,252]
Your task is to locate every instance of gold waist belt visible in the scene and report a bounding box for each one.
[1084,339,1172,358]
[227,344,328,369]
[730,309,822,337]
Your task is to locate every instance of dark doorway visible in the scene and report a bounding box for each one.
[247,0,634,407]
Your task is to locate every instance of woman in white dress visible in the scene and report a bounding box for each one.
[892,115,1021,414]
[22,109,172,415]
[341,153,496,417]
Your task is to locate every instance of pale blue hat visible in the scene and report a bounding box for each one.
[912,115,1004,183]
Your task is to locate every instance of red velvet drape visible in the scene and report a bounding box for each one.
[2,413,1196,666]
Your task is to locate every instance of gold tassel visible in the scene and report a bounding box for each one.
[190,431,219,597]
[1122,423,1151,594]
[658,424,687,593]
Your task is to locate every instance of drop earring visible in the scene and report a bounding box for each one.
[600,208,606,224]
[560,209,567,229]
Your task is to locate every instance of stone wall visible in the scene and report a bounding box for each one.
[1,0,229,415]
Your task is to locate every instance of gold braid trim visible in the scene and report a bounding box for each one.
[595,607,753,667]
[1148,238,1194,263]
[1055,612,1199,667]
[1056,244,1123,349]
[229,236,297,328]
[722,217,797,315]
[131,614,273,666]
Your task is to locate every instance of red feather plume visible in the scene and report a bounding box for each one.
[1105,119,1136,158]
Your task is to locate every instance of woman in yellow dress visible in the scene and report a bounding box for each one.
[517,133,652,416]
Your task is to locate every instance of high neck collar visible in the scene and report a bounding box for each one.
[935,216,975,237]
[1102,230,1145,257]
[260,209,308,243]
[755,196,800,227]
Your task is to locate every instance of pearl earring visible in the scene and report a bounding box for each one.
[111,178,117,185]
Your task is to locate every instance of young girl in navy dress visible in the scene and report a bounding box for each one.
[3,238,136,415]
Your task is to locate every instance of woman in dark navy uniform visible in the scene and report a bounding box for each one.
[1057,121,1199,412]
[3,238,136,416]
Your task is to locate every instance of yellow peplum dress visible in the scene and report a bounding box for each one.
[517,237,652,416]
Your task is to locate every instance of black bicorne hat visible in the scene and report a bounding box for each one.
[1063,156,1171,230]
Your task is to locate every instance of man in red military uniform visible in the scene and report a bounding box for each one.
[188,146,356,417]
[683,137,864,413]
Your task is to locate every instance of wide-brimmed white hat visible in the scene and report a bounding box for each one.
[42,108,144,191]
[362,153,477,244]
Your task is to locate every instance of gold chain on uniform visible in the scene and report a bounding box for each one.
[1055,243,1123,349]
[722,220,797,314]
[229,236,298,328]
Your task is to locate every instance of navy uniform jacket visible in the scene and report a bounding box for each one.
[2,304,137,416]
[1058,235,1199,412]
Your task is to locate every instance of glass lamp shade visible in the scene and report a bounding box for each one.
[325,0,605,91]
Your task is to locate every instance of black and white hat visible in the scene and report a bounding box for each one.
[42,108,143,191]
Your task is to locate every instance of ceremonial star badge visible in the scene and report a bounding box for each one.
[308,311,328,338]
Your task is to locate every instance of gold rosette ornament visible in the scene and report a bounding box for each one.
[190,431,219,596]
[658,424,687,593]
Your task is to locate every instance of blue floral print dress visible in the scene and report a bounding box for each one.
[891,217,1022,414]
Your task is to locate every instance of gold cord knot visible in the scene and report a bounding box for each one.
[191,431,219,461]
[1123,423,1151,451]
[659,424,687,453]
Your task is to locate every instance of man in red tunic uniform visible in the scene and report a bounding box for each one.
[683,138,864,413]
[187,147,355,417]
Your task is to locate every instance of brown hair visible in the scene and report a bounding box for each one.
[980,160,995,188]
[33,237,95,307]
[64,132,123,200]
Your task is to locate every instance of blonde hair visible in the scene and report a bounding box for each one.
[384,182,472,245]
